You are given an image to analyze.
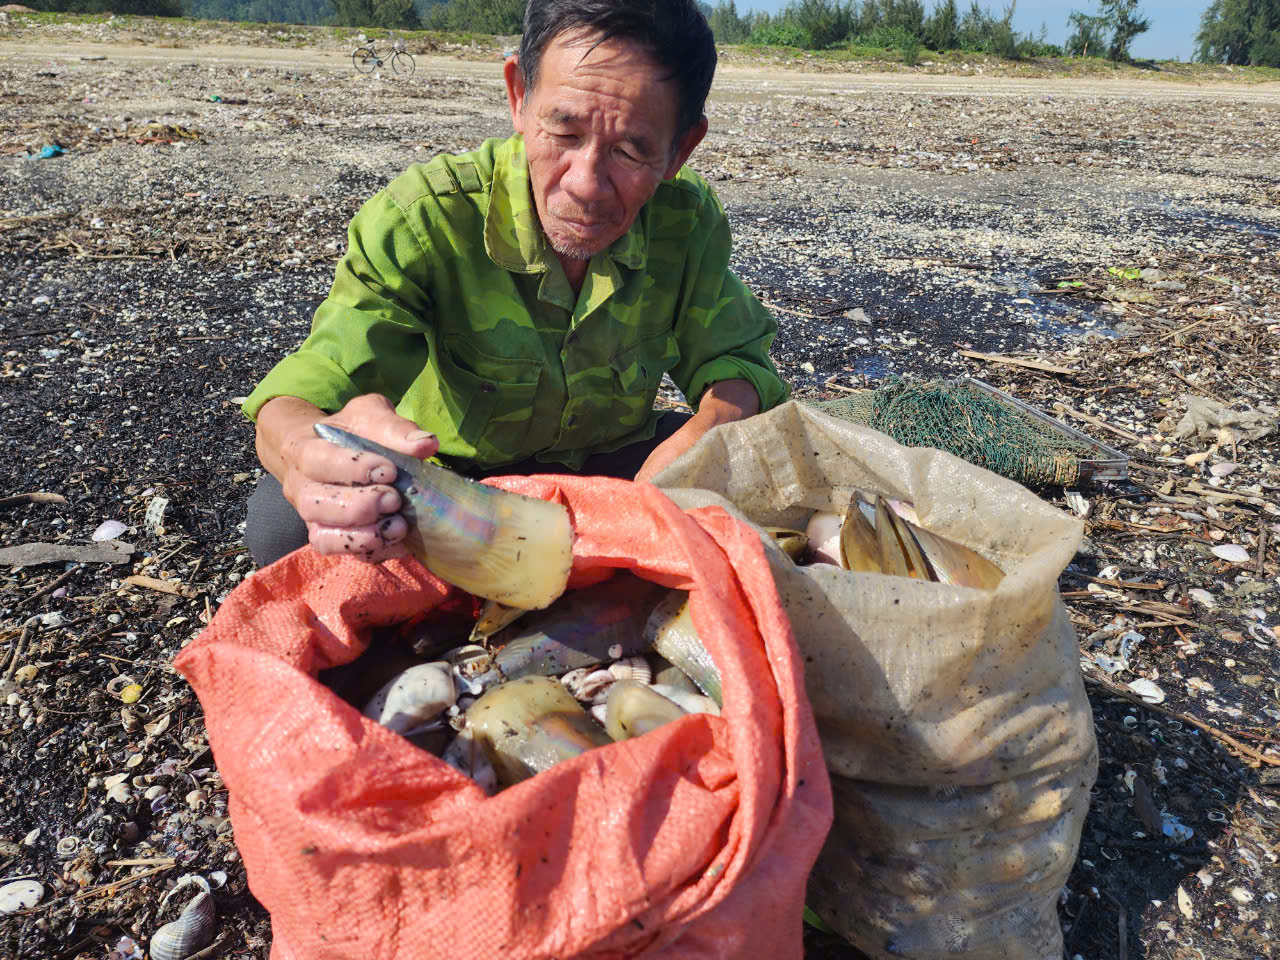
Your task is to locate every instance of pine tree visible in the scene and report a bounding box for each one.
[1196,0,1280,66]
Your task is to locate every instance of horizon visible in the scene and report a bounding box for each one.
[745,1,1211,62]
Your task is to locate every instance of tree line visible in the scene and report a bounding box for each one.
[21,0,1280,68]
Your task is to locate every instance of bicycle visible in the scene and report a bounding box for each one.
[352,36,416,77]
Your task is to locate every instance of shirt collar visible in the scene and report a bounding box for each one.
[483,133,648,275]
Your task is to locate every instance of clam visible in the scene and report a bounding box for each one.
[489,574,666,681]
[644,591,722,705]
[904,521,1005,589]
[838,496,882,574]
[649,683,720,717]
[604,680,689,741]
[150,891,215,960]
[465,677,612,788]
[874,495,931,580]
[441,726,498,795]
[314,424,574,609]
[470,599,527,641]
[361,661,455,736]
[763,526,809,562]
[805,510,844,565]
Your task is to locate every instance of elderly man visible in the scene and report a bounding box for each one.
[243,0,789,567]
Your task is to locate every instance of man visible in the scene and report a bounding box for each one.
[243,0,789,567]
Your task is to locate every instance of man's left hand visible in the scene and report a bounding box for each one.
[633,379,760,484]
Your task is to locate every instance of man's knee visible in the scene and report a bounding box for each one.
[245,473,309,568]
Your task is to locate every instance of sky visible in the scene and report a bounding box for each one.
[747,1,1212,61]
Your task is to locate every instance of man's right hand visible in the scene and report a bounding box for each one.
[254,394,439,562]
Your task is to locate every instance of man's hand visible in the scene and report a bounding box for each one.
[633,379,760,485]
[255,394,439,562]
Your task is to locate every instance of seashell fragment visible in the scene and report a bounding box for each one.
[466,677,612,788]
[1127,678,1165,704]
[608,656,652,685]
[362,661,455,736]
[0,879,44,914]
[314,424,574,609]
[92,519,128,542]
[604,680,688,742]
[644,591,722,705]
[560,667,615,704]
[150,891,215,960]
[1211,544,1250,564]
[875,496,930,580]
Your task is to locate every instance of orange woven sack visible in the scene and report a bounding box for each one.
[175,476,832,960]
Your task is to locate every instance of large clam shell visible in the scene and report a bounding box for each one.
[604,680,689,741]
[644,591,722,705]
[314,424,573,609]
[150,891,215,960]
[362,661,455,736]
[466,677,612,788]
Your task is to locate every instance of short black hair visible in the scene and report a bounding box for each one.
[519,0,716,142]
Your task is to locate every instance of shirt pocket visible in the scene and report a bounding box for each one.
[436,334,543,462]
[608,331,680,429]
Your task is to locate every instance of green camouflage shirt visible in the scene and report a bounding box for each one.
[243,134,789,469]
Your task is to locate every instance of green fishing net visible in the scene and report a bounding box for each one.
[806,379,1095,487]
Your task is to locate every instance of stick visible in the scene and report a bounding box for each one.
[956,348,1077,376]
[71,860,175,902]
[1257,525,1269,577]
[0,492,67,508]
[1157,318,1210,342]
[121,575,194,597]
[14,566,78,612]
[1,617,39,684]
[1052,403,1145,444]
[1083,672,1280,767]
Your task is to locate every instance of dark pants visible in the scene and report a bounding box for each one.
[244,412,692,568]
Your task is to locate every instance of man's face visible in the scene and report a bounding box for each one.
[505,31,708,261]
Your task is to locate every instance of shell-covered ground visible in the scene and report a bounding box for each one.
[1,15,1278,960]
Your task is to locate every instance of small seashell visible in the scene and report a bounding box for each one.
[185,789,208,810]
[107,783,133,804]
[150,891,215,960]
[1230,887,1254,904]
[56,836,79,858]
[0,879,44,914]
[92,519,128,541]
[144,785,168,801]
[117,821,140,843]
[560,667,615,704]
[608,656,652,685]
[1209,462,1238,478]
[1210,544,1250,564]
[106,675,137,697]
[1127,678,1165,704]
[108,934,144,960]
[103,772,130,789]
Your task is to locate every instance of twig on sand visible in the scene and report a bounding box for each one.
[1084,672,1280,768]
[0,491,67,509]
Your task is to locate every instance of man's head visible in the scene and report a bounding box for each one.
[504,0,715,262]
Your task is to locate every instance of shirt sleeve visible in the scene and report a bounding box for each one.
[667,186,790,413]
[242,190,433,422]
